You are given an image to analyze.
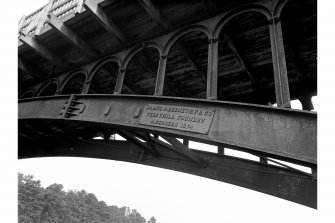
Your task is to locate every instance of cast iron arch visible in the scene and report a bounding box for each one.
[213,4,272,39]
[122,45,161,95]
[122,42,162,71]
[88,56,121,94]
[36,79,59,97]
[215,7,274,104]
[162,24,211,56]
[19,88,35,99]
[274,0,289,17]
[59,70,87,94]
[88,56,121,83]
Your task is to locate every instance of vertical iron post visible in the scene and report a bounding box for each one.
[207,38,218,100]
[154,54,167,96]
[114,68,126,94]
[81,79,91,94]
[269,17,291,108]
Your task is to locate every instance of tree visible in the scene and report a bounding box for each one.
[128,209,146,223]
[148,216,157,223]
[18,173,152,223]
[18,173,44,223]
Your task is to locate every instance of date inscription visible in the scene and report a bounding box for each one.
[139,104,215,134]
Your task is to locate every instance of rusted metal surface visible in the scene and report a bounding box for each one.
[18,135,316,208]
[18,95,317,165]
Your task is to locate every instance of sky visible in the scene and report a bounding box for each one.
[1,0,335,222]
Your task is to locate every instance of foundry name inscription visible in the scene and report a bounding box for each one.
[139,104,215,134]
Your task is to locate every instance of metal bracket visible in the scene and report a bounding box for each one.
[59,94,86,118]
[268,17,280,24]
[208,38,218,44]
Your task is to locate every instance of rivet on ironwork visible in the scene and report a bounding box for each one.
[79,105,86,113]
[268,17,280,24]
[134,107,142,118]
[208,38,218,44]
[70,147,74,151]
[104,105,111,115]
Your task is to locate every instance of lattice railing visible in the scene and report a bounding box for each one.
[19,0,81,36]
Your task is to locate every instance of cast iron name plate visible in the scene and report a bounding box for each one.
[139,104,215,134]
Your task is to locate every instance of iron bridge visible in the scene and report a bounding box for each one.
[18,0,317,209]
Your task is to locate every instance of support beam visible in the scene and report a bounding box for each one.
[18,135,317,208]
[154,55,167,96]
[84,0,127,45]
[19,34,66,68]
[222,30,262,91]
[269,17,291,108]
[47,13,97,58]
[207,38,218,99]
[218,147,224,155]
[138,0,171,30]
[35,0,54,35]
[116,129,158,157]
[18,95,317,165]
[153,136,207,167]
[128,130,206,167]
[183,139,189,147]
[298,95,314,111]
[114,69,125,94]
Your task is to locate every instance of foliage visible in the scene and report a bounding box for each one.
[148,216,157,223]
[18,173,154,223]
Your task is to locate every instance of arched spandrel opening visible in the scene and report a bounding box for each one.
[89,61,119,94]
[38,82,58,97]
[61,73,86,95]
[217,11,275,104]
[19,90,34,99]
[281,0,317,109]
[164,31,208,98]
[122,47,159,95]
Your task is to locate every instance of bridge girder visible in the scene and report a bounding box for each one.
[18,94,317,208]
[19,95,316,166]
[19,130,316,208]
